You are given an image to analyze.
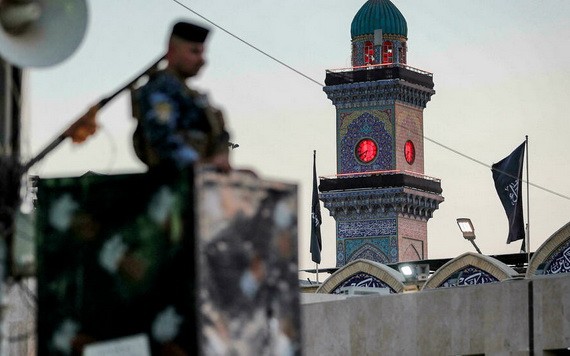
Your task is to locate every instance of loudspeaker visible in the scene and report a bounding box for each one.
[0,0,88,67]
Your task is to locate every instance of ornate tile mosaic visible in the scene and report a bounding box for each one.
[337,240,346,266]
[331,272,397,294]
[341,237,398,265]
[338,219,397,238]
[440,265,499,288]
[338,109,394,173]
[543,239,570,275]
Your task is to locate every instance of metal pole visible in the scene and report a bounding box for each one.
[525,135,530,265]
[1,60,12,156]
[470,240,482,254]
[23,54,165,172]
[315,263,319,284]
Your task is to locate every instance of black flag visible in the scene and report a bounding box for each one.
[310,151,322,264]
[491,142,526,244]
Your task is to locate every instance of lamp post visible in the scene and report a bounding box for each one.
[456,218,482,254]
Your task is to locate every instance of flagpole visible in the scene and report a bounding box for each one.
[313,150,319,284]
[525,135,530,266]
[314,150,319,284]
[316,263,319,284]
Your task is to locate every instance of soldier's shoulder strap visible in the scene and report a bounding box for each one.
[184,86,226,138]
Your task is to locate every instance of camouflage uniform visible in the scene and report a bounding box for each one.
[132,69,229,169]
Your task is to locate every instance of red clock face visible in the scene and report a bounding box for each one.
[404,140,415,164]
[356,138,378,163]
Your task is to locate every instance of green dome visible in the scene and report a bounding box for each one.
[351,0,407,39]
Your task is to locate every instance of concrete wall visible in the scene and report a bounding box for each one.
[1,280,36,356]
[302,274,570,355]
[4,274,570,355]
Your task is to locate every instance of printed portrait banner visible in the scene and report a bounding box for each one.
[36,170,196,355]
[195,169,301,356]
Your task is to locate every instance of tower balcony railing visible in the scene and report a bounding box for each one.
[321,169,440,182]
[324,62,434,89]
[326,62,432,78]
[319,169,442,194]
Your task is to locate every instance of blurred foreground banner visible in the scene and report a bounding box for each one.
[196,169,300,355]
[36,169,300,355]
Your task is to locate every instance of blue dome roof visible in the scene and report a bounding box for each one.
[351,0,407,39]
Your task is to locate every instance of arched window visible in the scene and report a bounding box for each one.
[399,42,407,64]
[382,41,393,64]
[364,41,375,65]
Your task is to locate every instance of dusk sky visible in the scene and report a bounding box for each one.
[23,0,570,280]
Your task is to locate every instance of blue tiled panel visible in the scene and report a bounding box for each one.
[543,239,570,275]
[339,110,393,173]
[332,272,397,294]
[338,219,397,238]
[440,266,499,288]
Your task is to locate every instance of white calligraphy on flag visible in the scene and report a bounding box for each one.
[504,179,519,206]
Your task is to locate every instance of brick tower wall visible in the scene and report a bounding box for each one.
[395,102,424,174]
[398,217,428,261]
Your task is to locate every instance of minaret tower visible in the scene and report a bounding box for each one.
[320,0,444,267]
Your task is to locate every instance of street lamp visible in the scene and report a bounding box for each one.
[400,265,414,277]
[456,218,482,254]
[398,263,430,282]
